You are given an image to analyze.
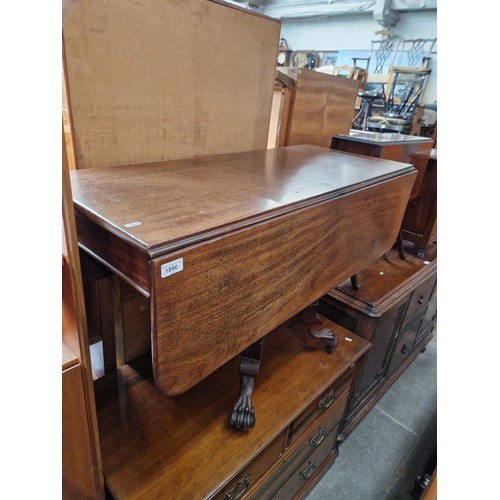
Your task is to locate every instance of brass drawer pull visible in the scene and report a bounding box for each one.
[318,389,336,410]
[224,474,250,500]
[418,295,424,305]
[299,460,317,481]
[309,427,328,448]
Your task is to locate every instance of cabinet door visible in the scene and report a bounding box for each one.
[386,320,419,374]
[348,302,407,411]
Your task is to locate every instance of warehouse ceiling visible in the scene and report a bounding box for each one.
[228,0,437,22]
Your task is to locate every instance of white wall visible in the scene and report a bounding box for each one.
[280,10,437,104]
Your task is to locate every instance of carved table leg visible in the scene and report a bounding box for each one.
[350,274,360,291]
[228,336,265,431]
[396,231,406,260]
[288,306,339,354]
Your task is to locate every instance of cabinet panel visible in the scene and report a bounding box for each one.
[62,363,100,499]
[386,320,419,374]
[348,302,406,410]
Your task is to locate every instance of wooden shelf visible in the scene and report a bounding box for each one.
[62,340,78,371]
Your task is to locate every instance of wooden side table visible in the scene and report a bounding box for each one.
[331,132,433,200]
[401,149,437,258]
[331,131,436,257]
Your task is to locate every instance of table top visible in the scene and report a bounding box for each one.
[70,144,414,257]
[72,144,416,396]
[335,130,434,146]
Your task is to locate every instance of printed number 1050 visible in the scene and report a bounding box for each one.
[160,258,184,278]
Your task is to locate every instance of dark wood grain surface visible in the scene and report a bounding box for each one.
[402,149,437,253]
[332,246,437,314]
[70,145,414,256]
[151,172,415,394]
[331,133,433,201]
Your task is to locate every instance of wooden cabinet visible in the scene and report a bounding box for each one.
[274,68,360,148]
[63,156,104,498]
[93,316,370,499]
[62,344,102,499]
[318,247,437,439]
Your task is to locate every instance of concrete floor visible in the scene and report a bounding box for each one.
[306,334,437,500]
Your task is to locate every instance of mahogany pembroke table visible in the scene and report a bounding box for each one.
[71,144,416,429]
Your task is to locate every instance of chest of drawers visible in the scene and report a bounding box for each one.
[318,247,436,439]
[94,315,370,499]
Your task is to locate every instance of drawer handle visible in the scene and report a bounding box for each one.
[224,474,250,500]
[418,295,424,305]
[300,460,317,481]
[401,344,407,354]
[318,389,336,410]
[309,427,328,448]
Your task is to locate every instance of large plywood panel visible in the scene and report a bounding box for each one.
[63,0,280,168]
[278,68,359,149]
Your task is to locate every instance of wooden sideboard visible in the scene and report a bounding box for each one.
[94,316,370,499]
[318,245,437,439]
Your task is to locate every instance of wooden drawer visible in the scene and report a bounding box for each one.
[247,392,349,500]
[213,431,285,500]
[386,320,419,374]
[273,424,340,500]
[404,276,436,321]
[286,366,353,449]
[416,282,437,341]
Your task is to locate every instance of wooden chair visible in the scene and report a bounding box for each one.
[393,38,437,68]
[367,66,432,134]
[351,39,398,130]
